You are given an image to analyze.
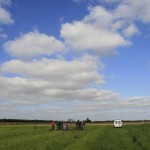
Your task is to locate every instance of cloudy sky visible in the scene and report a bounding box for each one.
[0,0,150,121]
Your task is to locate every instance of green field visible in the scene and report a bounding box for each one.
[0,124,150,150]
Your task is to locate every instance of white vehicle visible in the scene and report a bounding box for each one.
[114,120,122,128]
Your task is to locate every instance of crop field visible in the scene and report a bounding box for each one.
[0,124,150,150]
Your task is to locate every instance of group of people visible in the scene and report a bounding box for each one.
[51,120,85,131]
[51,121,69,130]
[76,120,85,130]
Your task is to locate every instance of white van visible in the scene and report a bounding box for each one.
[114,120,122,128]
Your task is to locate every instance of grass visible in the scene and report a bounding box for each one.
[0,124,150,150]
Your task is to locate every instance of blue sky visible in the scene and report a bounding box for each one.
[0,0,150,121]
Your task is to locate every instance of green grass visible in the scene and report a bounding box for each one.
[0,124,150,150]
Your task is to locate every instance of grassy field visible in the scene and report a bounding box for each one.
[0,124,150,150]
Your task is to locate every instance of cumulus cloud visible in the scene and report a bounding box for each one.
[74,0,150,25]
[0,0,13,25]
[0,7,13,24]
[0,77,114,103]
[1,54,149,120]
[114,0,150,23]
[0,69,122,120]
[1,84,150,120]
[61,21,127,53]
[61,6,129,56]
[0,55,105,88]
[123,24,139,37]
[73,0,122,4]
[0,55,106,107]
[63,0,150,56]
[3,31,65,59]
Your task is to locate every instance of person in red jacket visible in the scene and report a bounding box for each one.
[66,122,69,130]
[51,121,55,130]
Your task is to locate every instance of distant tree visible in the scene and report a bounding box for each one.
[86,118,91,123]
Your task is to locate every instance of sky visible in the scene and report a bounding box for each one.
[0,0,150,121]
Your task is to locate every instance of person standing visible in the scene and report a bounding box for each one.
[51,121,55,130]
[56,121,59,130]
[81,120,85,130]
[76,120,80,130]
[66,122,69,130]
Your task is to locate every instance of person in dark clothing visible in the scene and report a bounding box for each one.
[56,121,59,130]
[76,120,82,130]
[78,121,81,130]
[76,120,79,129]
[60,121,63,130]
[58,121,61,130]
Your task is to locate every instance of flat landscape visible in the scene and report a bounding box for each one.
[0,124,150,150]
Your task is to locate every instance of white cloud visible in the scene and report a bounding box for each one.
[114,0,150,23]
[1,55,149,120]
[0,55,105,104]
[0,0,13,39]
[1,83,150,120]
[61,6,128,56]
[123,24,139,37]
[72,0,122,4]
[0,0,13,25]
[61,22,126,54]
[0,7,13,24]
[0,53,150,120]
[0,71,121,120]
[121,96,150,106]
[62,0,150,55]
[0,56,105,88]
[0,75,108,104]
[3,31,65,59]
[73,0,150,23]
